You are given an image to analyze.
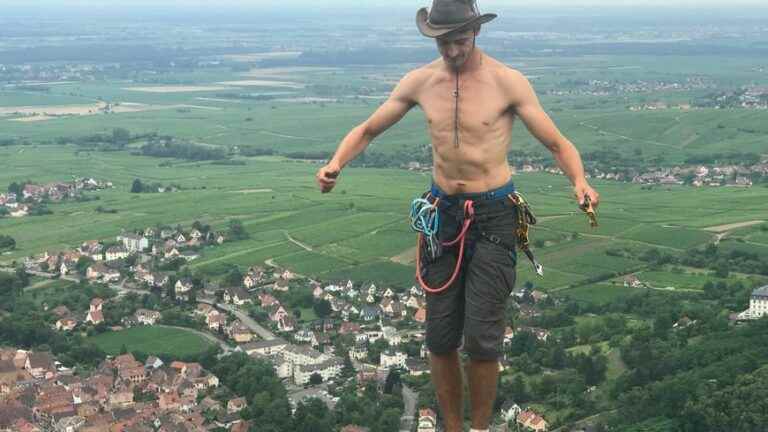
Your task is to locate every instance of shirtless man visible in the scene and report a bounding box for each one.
[316,1,599,431]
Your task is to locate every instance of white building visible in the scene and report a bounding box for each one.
[745,285,768,319]
[118,234,149,252]
[380,350,408,369]
[293,357,343,385]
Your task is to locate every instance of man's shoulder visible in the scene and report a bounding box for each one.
[403,61,442,83]
[484,56,526,82]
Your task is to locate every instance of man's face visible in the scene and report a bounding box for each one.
[436,29,476,69]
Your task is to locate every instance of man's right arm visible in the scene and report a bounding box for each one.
[317,72,420,193]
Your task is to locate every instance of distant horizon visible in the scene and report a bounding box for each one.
[2,0,768,11]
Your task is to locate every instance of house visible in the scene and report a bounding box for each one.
[382,288,395,298]
[243,273,262,289]
[517,410,548,431]
[516,326,550,342]
[118,233,149,252]
[339,322,361,335]
[360,305,380,322]
[405,294,425,309]
[380,350,408,369]
[145,356,164,369]
[623,274,643,288]
[380,298,406,319]
[417,408,437,432]
[135,309,161,325]
[278,315,296,332]
[90,298,104,312]
[206,311,226,331]
[259,293,280,308]
[349,343,368,361]
[501,400,522,422]
[86,309,104,325]
[294,329,318,345]
[227,397,247,414]
[25,352,56,379]
[105,246,130,261]
[381,326,401,346]
[80,240,104,261]
[414,307,427,323]
[175,279,194,296]
[273,279,290,292]
[228,322,253,343]
[405,358,429,376]
[86,263,119,282]
[313,285,325,298]
[59,259,77,276]
[269,305,289,323]
[55,318,77,332]
[195,303,215,316]
[224,287,252,306]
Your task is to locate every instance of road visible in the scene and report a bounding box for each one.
[199,298,276,340]
[400,384,419,432]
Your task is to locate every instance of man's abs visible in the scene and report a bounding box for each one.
[418,65,515,194]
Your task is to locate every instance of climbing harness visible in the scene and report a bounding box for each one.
[580,194,598,228]
[410,190,544,294]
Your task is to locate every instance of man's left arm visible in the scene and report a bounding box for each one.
[506,69,599,207]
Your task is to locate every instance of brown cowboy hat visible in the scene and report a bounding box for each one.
[416,0,497,38]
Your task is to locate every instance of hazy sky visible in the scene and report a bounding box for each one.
[2,0,767,7]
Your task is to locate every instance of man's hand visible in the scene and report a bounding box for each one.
[574,182,600,208]
[316,163,341,194]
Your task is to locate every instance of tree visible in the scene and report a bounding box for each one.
[7,182,21,196]
[0,235,15,251]
[384,368,402,394]
[224,267,243,287]
[510,374,529,402]
[112,128,131,147]
[130,179,144,193]
[0,207,8,218]
[75,256,94,277]
[309,372,323,385]
[341,351,356,379]
[313,299,332,318]
[228,219,249,240]
[292,397,333,432]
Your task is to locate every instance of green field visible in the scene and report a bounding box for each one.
[2,145,768,291]
[88,326,215,357]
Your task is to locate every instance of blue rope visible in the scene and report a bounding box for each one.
[410,198,440,237]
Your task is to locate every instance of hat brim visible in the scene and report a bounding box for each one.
[416,7,497,38]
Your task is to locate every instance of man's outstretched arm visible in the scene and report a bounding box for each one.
[507,69,600,207]
[316,73,419,193]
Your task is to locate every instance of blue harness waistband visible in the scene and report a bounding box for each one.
[430,179,516,202]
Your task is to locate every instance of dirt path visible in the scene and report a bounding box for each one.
[702,220,765,233]
[283,231,312,252]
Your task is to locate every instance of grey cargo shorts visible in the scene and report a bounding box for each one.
[420,191,518,361]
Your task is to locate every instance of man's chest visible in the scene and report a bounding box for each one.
[418,75,512,135]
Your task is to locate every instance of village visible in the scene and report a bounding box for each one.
[0,178,112,218]
[0,219,560,431]
[500,159,768,188]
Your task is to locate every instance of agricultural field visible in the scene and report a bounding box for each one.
[2,144,768,297]
[88,326,215,357]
